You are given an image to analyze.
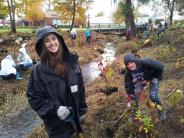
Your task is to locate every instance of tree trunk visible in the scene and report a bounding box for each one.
[169,0,175,26]
[12,0,16,33]
[70,0,76,30]
[7,0,16,33]
[169,9,173,26]
[125,17,129,29]
[48,0,51,10]
[126,0,136,36]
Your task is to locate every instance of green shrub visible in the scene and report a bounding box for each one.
[159,44,176,62]
[169,89,183,107]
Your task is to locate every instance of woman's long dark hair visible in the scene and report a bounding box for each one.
[40,34,67,77]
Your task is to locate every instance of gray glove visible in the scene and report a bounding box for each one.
[57,106,70,120]
[79,114,85,122]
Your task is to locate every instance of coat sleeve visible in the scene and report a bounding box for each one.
[141,58,164,80]
[27,66,59,118]
[124,70,134,95]
[78,64,88,116]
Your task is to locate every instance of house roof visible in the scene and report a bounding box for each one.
[45,10,60,19]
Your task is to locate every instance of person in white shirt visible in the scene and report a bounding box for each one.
[17,47,33,69]
[70,27,77,47]
[70,27,77,39]
[15,47,33,79]
[0,55,17,79]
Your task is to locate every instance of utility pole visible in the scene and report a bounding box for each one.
[87,14,90,28]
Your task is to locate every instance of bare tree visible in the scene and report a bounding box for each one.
[71,0,76,30]
[6,0,16,33]
[113,0,151,37]
[162,0,184,25]
[54,0,93,30]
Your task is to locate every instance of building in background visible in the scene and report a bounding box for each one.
[44,10,62,26]
[0,19,6,26]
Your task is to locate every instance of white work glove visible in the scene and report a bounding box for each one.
[127,95,132,109]
[79,114,85,122]
[57,106,70,120]
[127,102,131,109]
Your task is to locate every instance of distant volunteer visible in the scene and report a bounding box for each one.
[0,55,17,79]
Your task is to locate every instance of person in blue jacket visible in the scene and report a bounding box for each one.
[124,53,166,121]
[27,26,88,138]
[84,28,92,44]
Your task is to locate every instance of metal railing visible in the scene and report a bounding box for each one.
[90,23,126,29]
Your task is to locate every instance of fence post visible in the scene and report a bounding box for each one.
[98,24,101,32]
[108,24,110,34]
[119,24,121,33]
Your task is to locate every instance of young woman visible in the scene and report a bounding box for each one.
[27,26,88,138]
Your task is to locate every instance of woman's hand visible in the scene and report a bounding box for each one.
[57,106,70,120]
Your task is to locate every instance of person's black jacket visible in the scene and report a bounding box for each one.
[27,53,87,137]
[124,58,164,95]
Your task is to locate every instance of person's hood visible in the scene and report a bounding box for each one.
[124,53,138,66]
[35,26,70,57]
[19,47,27,54]
[5,55,13,60]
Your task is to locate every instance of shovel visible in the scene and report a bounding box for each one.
[106,108,130,135]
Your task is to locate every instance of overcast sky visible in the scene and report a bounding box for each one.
[87,0,117,23]
[42,0,184,24]
[87,0,184,24]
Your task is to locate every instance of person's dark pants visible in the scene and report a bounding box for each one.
[0,73,16,80]
[126,35,130,41]
[86,36,91,44]
[15,64,24,72]
[16,63,32,72]
[71,35,76,47]
[149,78,161,105]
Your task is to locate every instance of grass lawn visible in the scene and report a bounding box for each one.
[0,28,35,33]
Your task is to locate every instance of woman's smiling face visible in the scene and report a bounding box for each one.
[44,33,60,54]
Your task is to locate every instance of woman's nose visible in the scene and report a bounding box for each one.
[50,40,55,45]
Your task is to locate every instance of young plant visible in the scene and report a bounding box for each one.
[180,117,184,124]
[135,110,154,134]
[169,89,183,107]
[176,57,184,68]
[159,43,176,62]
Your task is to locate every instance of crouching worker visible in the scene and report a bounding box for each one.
[124,53,166,121]
[0,55,17,80]
[16,47,33,79]
[16,47,33,70]
[27,26,88,138]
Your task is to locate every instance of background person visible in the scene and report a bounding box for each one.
[0,55,21,80]
[124,53,166,121]
[15,47,33,79]
[125,28,131,41]
[27,26,88,138]
[70,27,77,47]
[85,28,92,44]
[16,47,33,70]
